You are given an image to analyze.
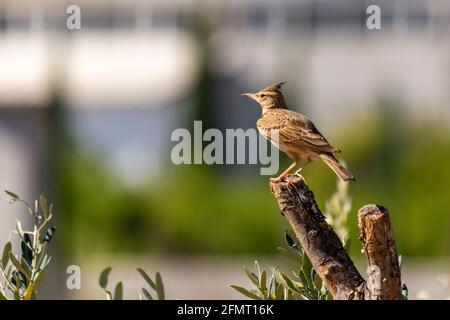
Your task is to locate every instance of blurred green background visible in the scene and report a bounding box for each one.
[0,0,449,299]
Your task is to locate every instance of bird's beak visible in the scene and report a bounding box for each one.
[241,92,257,101]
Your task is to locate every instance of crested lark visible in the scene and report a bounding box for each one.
[242,82,355,182]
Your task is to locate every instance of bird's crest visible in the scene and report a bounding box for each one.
[260,81,287,93]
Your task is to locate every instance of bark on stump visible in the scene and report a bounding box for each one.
[270,175,402,300]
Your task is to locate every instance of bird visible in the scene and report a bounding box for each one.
[242,81,355,182]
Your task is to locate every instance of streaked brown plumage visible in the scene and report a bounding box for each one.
[242,82,355,182]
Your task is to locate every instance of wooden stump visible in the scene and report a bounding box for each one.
[270,175,402,300]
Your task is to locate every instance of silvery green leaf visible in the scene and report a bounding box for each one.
[113,282,123,300]
[230,285,261,300]
[9,252,31,280]
[298,270,308,287]
[2,242,12,269]
[155,272,164,300]
[44,226,56,243]
[275,283,284,300]
[402,284,408,300]
[137,268,156,290]
[244,268,259,287]
[302,253,313,277]
[39,195,48,218]
[4,190,19,201]
[15,220,24,239]
[279,272,297,291]
[104,290,112,300]
[259,270,267,293]
[254,261,261,278]
[284,232,299,251]
[99,267,112,289]
[140,288,153,300]
[37,243,48,270]
[40,255,52,270]
[313,269,322,290]
[267,267,278,294]
[21,240,33,267]
[0,291,7,300]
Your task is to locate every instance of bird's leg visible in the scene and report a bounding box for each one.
[295,158,312,175]
[270,161,298,182]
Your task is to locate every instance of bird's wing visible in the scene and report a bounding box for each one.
[257,109,339,154]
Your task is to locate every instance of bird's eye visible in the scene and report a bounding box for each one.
[259,94,266,98]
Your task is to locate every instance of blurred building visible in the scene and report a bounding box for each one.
[1,0,450,240]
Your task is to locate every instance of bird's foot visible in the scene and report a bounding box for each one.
[294,170,306,182]
[270,174,287,183]
[270,176,282,183]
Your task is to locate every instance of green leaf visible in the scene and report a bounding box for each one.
[140,288,153,300]
[21,240,33,267]
[2,242,12,269]
[284,232,299,251]
[43,226,56,243]
[5,190,19,200]
[9,252,31,280]
[312,269,322,290]
[114,282,123,300]
[104,290,112,300]
[302,253,313,278]
[259,270,267,293]
[275,283,285,300]
[16,220,25,239]
[254,261,261,278]
[137,268,156,290]
[99,267,112,289]
[401,284,408,300]
[36,242,48,270]
[279,272,297,291]
[244,268,259,287]
[298,269,308,288]
[155,272,165,300]
[0,291,7,300]
[39,195,48,218]
[230,285,261,300]
[39,255,52,270]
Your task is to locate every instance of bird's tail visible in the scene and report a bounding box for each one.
[319,153,356,181]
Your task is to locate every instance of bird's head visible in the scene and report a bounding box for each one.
[241,81,287,111]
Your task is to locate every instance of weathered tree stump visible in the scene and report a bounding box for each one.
[270,175,402,300]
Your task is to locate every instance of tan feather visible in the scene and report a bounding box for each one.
[260,81,287,93]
